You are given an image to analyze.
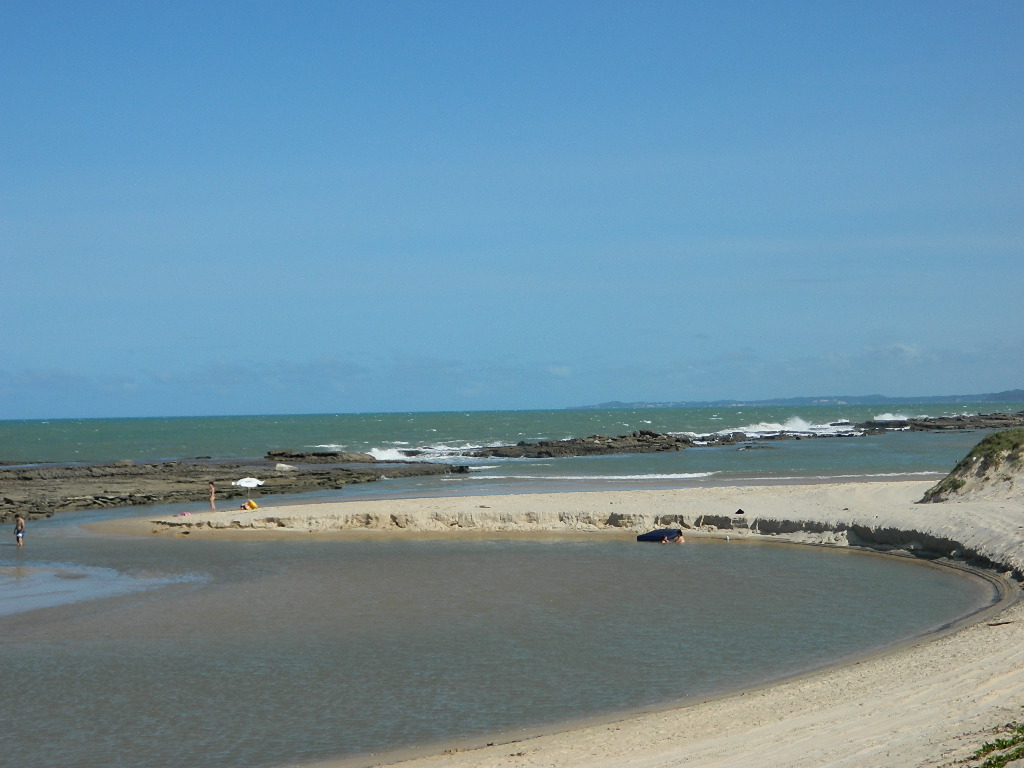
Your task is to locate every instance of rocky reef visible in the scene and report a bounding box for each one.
[265,449,377,463]
[859,412,1024,434]
[0,458,466,522]
[467,429,691,458]
[464,411,1024,457]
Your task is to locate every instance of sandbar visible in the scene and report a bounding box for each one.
[96,480,1024,767]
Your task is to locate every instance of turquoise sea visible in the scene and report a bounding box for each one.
[0,403,1015,768]
[1,402,1017,490]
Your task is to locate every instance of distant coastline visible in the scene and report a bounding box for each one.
[575,388,1024,410]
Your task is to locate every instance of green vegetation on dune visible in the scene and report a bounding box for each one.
[969,428,1024,464]
[921,428,1024,502]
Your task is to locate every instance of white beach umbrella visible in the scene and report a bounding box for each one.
[231,477,264,488]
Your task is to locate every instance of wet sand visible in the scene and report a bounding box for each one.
[97,480,1024,767]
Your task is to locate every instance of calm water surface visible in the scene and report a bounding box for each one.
[0,510,997,768]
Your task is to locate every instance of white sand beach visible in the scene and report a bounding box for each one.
[109,480,1024,767]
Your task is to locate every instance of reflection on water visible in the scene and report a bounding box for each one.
[0,562,197,616]
[1,528,996,768]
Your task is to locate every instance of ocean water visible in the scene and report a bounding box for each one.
[0,403,1016,490]
[0,404,1013,768]
[1,402,1016,464]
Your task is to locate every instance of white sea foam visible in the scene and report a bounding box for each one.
[367,447,412,461]
[315,441,415,453]
[738,416,814,434]
[676,415,865,441]
[428,442,488,453]
[367,446,503,464]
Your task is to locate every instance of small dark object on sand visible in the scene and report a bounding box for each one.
[637,528,685,543]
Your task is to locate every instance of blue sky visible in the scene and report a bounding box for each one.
[2,1,1022,419]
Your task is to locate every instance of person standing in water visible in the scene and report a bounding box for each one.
[209,482,217,512]
[14,514,25,547]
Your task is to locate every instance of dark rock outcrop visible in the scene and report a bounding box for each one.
[461,413,1024,459]
[468,430,691,459]
[0,459,466,522]
[266,449,377,463]
[858,411,1024,433]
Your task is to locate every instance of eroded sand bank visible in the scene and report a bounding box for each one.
[97,481,1024,767]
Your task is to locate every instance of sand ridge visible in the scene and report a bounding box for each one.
[134,481,1024,576]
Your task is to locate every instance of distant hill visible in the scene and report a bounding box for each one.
[573,390,1024,410]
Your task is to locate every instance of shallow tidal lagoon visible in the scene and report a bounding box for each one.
[1,511,996,768]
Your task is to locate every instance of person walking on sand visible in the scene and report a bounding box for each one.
[14,514,25,547]
[209,482,217,512]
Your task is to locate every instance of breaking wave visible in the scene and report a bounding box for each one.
[678,416,864,443]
